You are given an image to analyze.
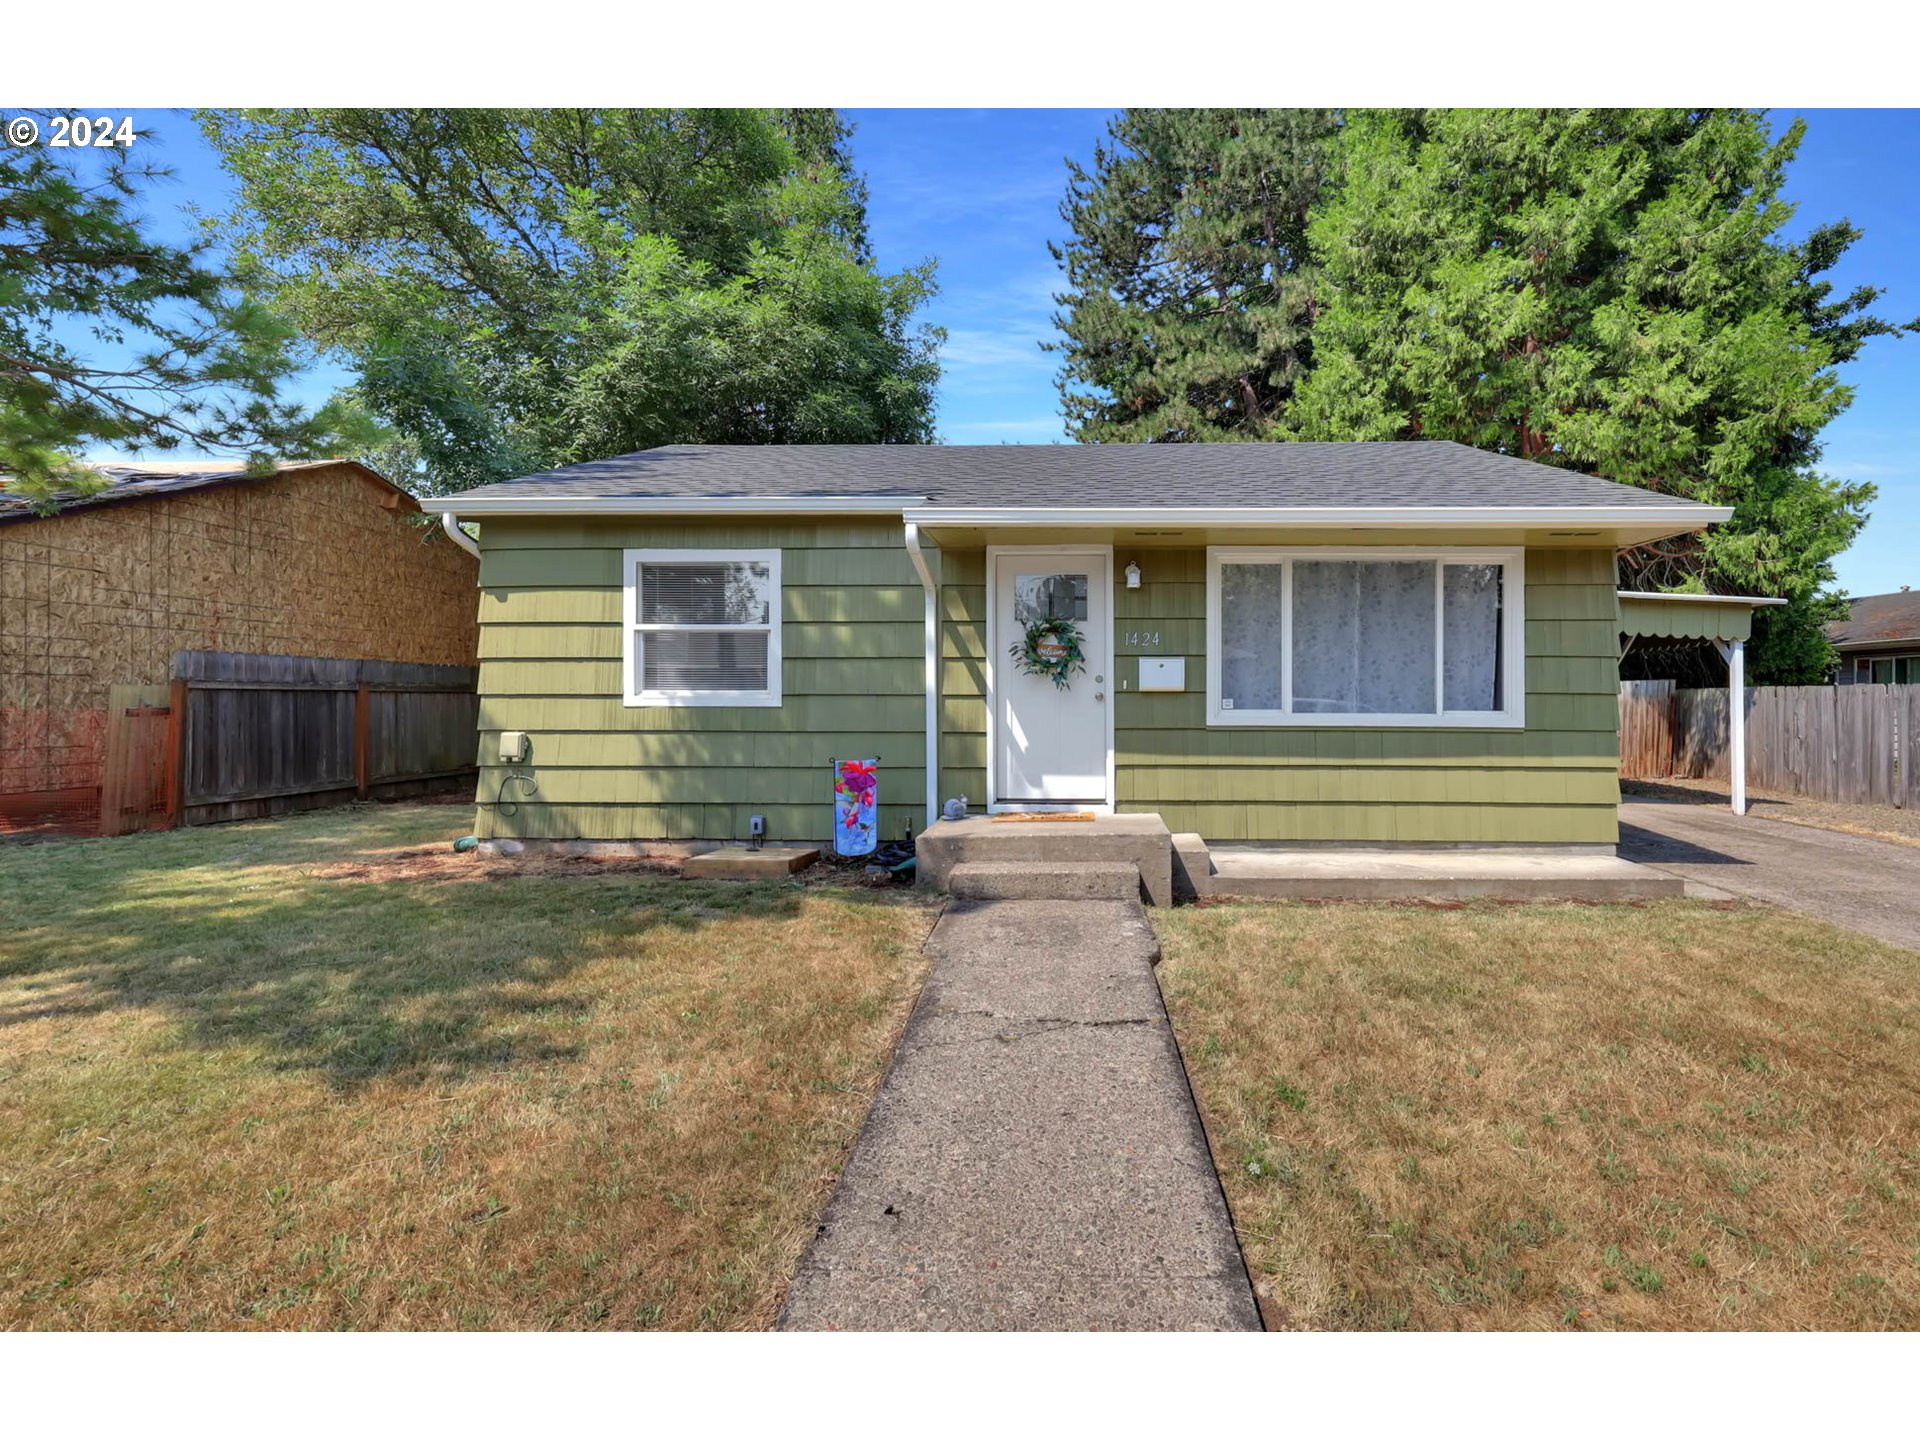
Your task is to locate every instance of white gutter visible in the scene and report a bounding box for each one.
[440,511,481,559]
[911,504,1734,528]
[902,520,939,832]
[1617,590,1787,606]
[437,497,1733,530]
[444,494,929,517]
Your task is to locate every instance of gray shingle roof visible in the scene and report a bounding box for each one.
[1826,590,1920,648]
[451,441,1696,510]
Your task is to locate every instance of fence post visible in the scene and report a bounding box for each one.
[165,677,189,829]
[354,683,372,800]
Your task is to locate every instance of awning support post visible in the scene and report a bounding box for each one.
[1716,638,1747,816]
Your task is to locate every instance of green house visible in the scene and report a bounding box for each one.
[443,443,1730,851]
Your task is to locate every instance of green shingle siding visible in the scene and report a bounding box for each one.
[940,543,1619,845]
[475,522,1622,848]
[938,550,990,809]
[474,518,925,843]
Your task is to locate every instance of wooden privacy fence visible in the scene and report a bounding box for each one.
[100,651,479,835]
[1619,681,1920,808]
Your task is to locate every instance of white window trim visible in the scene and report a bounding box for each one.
[1205,545,1526,729]
[622,547,783,708]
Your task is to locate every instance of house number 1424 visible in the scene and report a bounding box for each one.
[1124,630,1161,649]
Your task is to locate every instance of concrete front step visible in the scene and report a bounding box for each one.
[947,860,1144,902]
[918,814,1175,906]
[1205,848,1685,902]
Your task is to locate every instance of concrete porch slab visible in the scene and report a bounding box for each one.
[917,814,1174,907]
[1204,847,1684,902]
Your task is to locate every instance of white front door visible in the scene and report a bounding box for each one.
[991,549,1111,807]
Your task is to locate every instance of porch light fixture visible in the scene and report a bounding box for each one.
[1124,561,1142,589]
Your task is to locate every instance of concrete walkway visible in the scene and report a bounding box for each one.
[778,898,1259,1331]
[1619,800,1920,951]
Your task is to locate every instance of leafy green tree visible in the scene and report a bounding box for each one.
[1050,109,1338,441]
[0,128,343,512]
[199,109,941,495]
[1290,109,1915,681]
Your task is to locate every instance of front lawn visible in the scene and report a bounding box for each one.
[1155,900,1920,1330]
[0,804,935,1330]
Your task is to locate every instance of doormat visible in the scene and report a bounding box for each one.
[990,812,1098,823]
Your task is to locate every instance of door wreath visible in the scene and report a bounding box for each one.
[1009,616,1087,690]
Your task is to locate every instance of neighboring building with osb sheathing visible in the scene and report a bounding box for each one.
[0,459,479,834]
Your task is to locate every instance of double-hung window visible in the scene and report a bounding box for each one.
[623,548,782,707]
[1206,547,1524,727]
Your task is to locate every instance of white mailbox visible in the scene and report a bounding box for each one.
[1137,657,1186,692]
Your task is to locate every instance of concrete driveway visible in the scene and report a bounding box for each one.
[1619,799,1920,951]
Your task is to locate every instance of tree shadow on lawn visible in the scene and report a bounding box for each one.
[0,833,903,1092]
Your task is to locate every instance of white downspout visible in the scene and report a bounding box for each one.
[441,510,481,560]
[903,520,938,832]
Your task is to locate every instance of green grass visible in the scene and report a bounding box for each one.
[0,803,935,1330]
[1155,898,1920,1331]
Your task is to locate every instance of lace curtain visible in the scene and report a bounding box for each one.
[1293,561,1436,715]
[1442,564,1502,712]
[1219,563,1288,711]
[1218,558,1505,717]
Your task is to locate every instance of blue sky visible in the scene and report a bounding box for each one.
[91,108,1920,596]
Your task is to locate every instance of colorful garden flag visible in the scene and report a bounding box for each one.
[834,758,878,857]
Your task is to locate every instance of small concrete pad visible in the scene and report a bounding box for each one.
[778,898,1257,1332]
[682,845,818,879]
[1206,847,1683,902]
[917,814,1174,906]
[947,860,1142,902]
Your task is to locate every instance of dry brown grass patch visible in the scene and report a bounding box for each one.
[0,804,936,1330]
[1154,900,1920,1330]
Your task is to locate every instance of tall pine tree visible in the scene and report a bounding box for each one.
[1290,109,1915,681]
[1050,109,1338,441]
[1,130,347,511]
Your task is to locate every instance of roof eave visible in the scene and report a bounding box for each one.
[445,494,929,517]
[912,504,1733,529]
[442,497,1734,539]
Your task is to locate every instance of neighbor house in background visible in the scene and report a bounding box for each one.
[0,460,479,835]
[1828,588,1920,684]
[445,443,1731,851]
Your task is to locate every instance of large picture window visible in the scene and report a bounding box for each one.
[1207,548,1523,727]
[623,548,782,707]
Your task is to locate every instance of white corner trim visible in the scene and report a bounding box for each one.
[903,521,939,830]
[621,547,783,709]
